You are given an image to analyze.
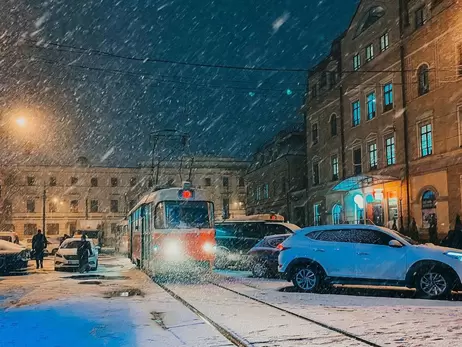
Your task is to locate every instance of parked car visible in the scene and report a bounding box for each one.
[0,231,20,244]
[278,224,462,299]
[215,217,300,269]
[54,238,99,271]
[248,234,291,277]
[0,240,30,274]
[26,236,62,257]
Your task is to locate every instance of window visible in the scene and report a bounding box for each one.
[204,177,211,186]
[27,176,36,186]
[383,83,393,111]
[313,204,321,226]
[422,190,437,228]
[312,162,320,186]
[311,123,318,145]
[281,177,286,194]
[263,184,269,199]
[332,204,342,225]
[353,148,362,175]
[238,177,245,187]
[311,83,318,98]
[458,43,462,77]
[26,199,35,213]
[368,142,378,170]
[355,6,385,37]
[111,177,118,187]
[420,123,433,157]
[331,155,339,181]
[70,200,79,213]
[353,54,361,71]
[256,186,261,201]
[330,114,337,136]
[415,7,425,29]
[91,177,98,187]
[90,200,99,213]
[317,229,357,242]
[352,100,361,127]
[70,177,78,185]
[418,64,430,96]
[222,176,229,188]
[49,176,57,186]
[366,43,374,62]
[110,200,119,213]
[380,32,389,52]
[148,178,154,187]
[366,92,376,120]
[130,177,137,187]
[111,223,118,235]
[222,198,230,219]
[129,200,136,209]
[24,224,37,236]
[350,229,393,245]
[385,135,396,165]
[49,201,58,213]
[320,72,327,89]
[46,223,59,235]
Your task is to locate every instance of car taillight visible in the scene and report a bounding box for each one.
[276,243,290,251]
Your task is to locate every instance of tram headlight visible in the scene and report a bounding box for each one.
[203,242,216,253]
[164,240,182,256]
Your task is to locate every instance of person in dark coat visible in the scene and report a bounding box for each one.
[428,214,438,244]
[32,229,47,269]
[77,234,92,273]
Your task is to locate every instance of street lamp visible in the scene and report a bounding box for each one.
[15,117,27,128]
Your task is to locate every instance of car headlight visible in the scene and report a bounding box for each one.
[444,251,462,261]
[164,240,182,256]
[202,242,216,253]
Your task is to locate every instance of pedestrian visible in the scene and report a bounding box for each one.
[32,229,47,269]
[428,214,438,244]
[392,218,398,231]
[77,234,92,273]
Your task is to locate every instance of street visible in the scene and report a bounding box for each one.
[2,256,462,346]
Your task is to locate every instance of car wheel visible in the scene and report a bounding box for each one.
[415,267,453,299]
[291,265,323,293]
[252,261,269,278]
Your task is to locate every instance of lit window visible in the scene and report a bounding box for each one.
[352,100,361,127]
[332,204,342,225]
[263,184,269,199]
[366,43,374,62]
[418,64,430,96]
[366,92,376,120]
[353,54,361,71]
[420,123,433,157]
[383,83,393,112]
[314,204,321,226]
[386,135,396,165]
[369,143,378,170]
[380,32,389,52]
[331,156,339,181]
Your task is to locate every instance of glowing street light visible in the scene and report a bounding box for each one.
[15,117,27,128]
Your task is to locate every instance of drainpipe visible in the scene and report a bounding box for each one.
[282,155,292,222]
[398,0,411,231]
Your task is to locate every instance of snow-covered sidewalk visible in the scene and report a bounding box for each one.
[0,256,229,347]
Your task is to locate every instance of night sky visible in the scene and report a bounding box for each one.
[0,0,358,166]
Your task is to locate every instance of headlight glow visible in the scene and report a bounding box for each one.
[444,251,462,261]
[203,242,216,253]
[164,240,182,256]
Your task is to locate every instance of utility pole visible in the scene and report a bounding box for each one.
[42,184,46,235]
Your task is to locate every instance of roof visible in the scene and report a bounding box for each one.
[332,174,399,191]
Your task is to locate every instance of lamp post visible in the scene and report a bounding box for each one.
[42,183,46,235]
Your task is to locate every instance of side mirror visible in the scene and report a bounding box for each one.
[389,240,403,248]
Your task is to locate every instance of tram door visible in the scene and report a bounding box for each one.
[142,206,152,270]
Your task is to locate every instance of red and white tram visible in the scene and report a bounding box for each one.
[128,182,215,274]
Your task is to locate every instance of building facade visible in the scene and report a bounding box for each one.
[305,0,462,239]
[245,128,307,226]
[0,156,248,245]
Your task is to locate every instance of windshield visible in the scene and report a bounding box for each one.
[164,201,211,229]
[0,235,12,242]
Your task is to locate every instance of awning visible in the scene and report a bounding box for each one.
[331,174,399,192]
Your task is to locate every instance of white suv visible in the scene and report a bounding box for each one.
[278,224,462,299]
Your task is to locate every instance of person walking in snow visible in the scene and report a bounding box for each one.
[32,229,47,269]
[77,234,92,273]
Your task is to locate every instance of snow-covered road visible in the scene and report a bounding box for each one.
[2,257,462,346]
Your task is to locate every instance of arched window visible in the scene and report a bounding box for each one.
[418,64,430,96]
[332,204,342,224]
[330,114,337,137]
[421,190,437,228]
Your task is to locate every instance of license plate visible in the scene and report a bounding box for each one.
[68,260,79,265]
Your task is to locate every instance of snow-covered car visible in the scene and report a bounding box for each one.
[0,240,30,274]
[45,237,62,256]
[279,224,462,299]
[248,234,291,278]
[54,238,99,271]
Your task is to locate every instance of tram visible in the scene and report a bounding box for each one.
[128,182,216,274]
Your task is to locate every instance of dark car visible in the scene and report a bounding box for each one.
[214,220,299,269]
[248,234,291,277]
[0,240,30,274]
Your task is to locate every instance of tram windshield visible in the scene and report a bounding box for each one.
[163,201,212,229]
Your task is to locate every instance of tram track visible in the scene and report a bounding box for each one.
[154,276,384,347]
[208,280,383,347]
